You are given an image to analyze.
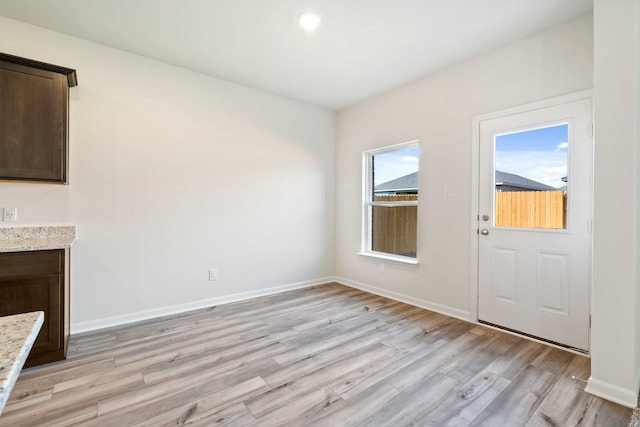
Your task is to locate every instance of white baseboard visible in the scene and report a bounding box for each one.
[72,276,470,335]
[585,377,639,408]
[335,276,471,322]
[71,277,333,334]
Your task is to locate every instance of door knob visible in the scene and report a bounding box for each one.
[480,229,490,235]
[482,214,490,221]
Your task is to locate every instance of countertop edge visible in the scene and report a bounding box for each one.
[0,311,44,415]
[0,241,75,253]
[0,225,76,253]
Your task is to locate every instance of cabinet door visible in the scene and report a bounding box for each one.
[0,61,68,182]
[0,250,66,366]
[0,275,62,350]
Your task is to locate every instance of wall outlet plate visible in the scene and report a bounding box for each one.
[3,207,17,222]
[208,269,218,281]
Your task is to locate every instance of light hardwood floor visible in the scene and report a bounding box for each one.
[1,283,633,426]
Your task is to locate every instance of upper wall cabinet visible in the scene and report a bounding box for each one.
[0,53,77,184]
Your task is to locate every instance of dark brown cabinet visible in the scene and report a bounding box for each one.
[0,52,77,183]
[0,249,70,367]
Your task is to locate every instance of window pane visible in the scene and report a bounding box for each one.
[369,145,419,258]
[373,147,419,197]
[372,205,417,257]
[494,124,568,229]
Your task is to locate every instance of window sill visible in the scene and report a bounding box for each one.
[357,251,419,265]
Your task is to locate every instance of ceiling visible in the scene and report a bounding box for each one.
[0,0,593,110]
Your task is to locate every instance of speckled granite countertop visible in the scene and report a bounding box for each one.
[0,311,44,415]
[0,226,76,252]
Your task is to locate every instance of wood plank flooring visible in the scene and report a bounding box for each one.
[1,283,633,426]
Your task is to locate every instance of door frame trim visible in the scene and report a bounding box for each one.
[469,89,594,328]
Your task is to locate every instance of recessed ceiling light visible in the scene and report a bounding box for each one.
[298,11,321,32]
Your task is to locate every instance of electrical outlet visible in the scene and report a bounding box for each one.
[208,269,218,281]
[3,207,17,222]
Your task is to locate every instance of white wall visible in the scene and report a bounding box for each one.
[586,0,640,408]
[335,13,594,317]
[0,17,336,332]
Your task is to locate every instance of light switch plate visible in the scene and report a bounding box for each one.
[443,185,457,198]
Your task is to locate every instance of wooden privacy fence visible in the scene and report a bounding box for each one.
[495,190,566,229]
[372,194,417,256]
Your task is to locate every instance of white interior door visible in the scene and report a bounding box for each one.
[477,96,592,352]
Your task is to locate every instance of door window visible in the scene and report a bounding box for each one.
[494,124,568,229]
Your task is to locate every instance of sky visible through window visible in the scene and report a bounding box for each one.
[373,147,419,186]
[373,125,567,189]
[495,124,568,189]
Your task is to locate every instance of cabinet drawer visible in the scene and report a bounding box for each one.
[0,250,63,278]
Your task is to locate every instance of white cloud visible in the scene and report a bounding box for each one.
[402,156,419,163]
[496,150,567,188]
[555,141,568,152]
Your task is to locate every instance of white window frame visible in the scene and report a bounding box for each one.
[359,140,419,265]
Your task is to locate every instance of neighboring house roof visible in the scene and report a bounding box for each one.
[495,170,557,191]
[374,171,418,193]
[375,170,557,194]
